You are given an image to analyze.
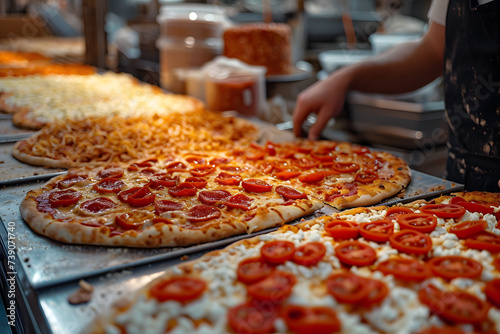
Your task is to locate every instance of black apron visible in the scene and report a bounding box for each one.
[444,0,500,192]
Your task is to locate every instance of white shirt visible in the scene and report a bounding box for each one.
[427,0,495,26]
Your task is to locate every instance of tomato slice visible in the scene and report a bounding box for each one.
[215,172,242,186]
[385,207,414,219]
[261,240,296,264]
[275,185,308,200]
[298,172,325,184]
[363,278,389,307]
[396,213,437,233]
[310,152,335,162]
[115,211,151,230]
[449,196,466,204]
[274,171,301,180]
[485,278,500,308]
[358,219,394,243]
[168,182,198,197]
[247,270,296,302]
[326,272,369,304]
[418,284,489,324]
[93,177,125,193]
[457,201,495,215]
[242,179,273,193]
[237,257,274,284]
[292,242,326,267]
[354,171,378,184]
[332,162,359,173]
[227,301,277,334]
[465,231,500,252]
[335,241,377,266]
[149,277,206,303]
[377,257,431,281]
[428,255,483,280]
[389,230,432,255]
[281,305,340,334]
[48,189,82,207]
[324,220,359,240]
[420,204,466,219]
[448,219,487,239]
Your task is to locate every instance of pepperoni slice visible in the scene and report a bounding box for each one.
[428,256,483,280]
[241,179,272,193]
[93,177,125,193]
[185,156,206,165]
[139,168,157,175]
[165,161,187,172]
[148,174,177,189]
[186,204,221,222]
[335,241,377,266]
[130,158,157,168]
[168,183,198,197]
[298,172,325,183]
[198,190,231,205]
[57,174,87,189]
[115,211,152,230]
[119,187,155,207]
[396,213,438,234]
[210,157,231,165]
[48,189,82,207]
[310,152,335,162]
[98,166,124,179]
[80,197,117,214]
[215,172,242,186]
[184,177,207,189]
[154,199,184,214]
[190,165,215,177]
[275,185,308,200]
[225,193,253,211]
[274,171,301,180]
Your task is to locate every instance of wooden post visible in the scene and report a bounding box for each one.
[82,0,107,69]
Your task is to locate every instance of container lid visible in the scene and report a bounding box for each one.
[158,4,227,24]
[156,36,223,50]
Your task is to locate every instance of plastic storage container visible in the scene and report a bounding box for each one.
[156,4,229,93]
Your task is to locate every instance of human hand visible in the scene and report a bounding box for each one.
[293,70,351,140]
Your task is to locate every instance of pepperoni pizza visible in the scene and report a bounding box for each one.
[84,191,500,333]
[20,140,410,247]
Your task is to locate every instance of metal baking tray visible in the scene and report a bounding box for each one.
[0,118,34,143]
[0,170,462,292]
[0,142,66,185]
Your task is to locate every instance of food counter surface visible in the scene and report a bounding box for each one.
[0,121,463,334]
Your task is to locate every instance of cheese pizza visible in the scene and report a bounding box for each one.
[0,72,204,129]
[85,191,500,334]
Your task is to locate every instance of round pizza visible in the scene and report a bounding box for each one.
[83,191,500,334]
[19,140,411,248]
